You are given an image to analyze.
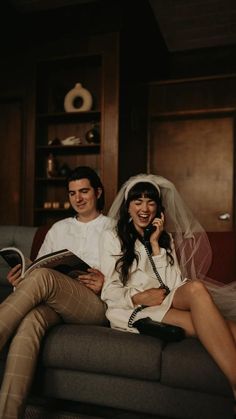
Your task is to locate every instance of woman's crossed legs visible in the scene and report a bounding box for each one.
[163,280,236,398]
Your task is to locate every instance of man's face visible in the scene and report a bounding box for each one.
[68,178,101,221]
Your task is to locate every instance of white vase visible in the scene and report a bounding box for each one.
[64,83,93,112]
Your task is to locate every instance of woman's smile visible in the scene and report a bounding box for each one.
[128,196,158,234]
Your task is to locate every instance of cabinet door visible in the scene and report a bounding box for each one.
[149,116,234,231]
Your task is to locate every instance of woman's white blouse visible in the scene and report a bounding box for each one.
[100,228,187,332]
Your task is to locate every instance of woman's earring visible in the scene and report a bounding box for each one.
[128,216,132,223]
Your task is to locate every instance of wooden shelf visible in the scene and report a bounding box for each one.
[36,110,101,121]
[35,208,71,212]
[35,177,66,182]
[34,52,103,225]
[36,144,100,152]
[30,33,119,226]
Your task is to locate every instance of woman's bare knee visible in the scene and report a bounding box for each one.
[173,280,213,312]
[186,280,208,295]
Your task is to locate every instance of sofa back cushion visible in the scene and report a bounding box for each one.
[30,224,52,260]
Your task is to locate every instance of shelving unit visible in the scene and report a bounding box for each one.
[34,54,104,225]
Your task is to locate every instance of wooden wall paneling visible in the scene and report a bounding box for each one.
[149,74,236,115]
[0,100,22,224]
[148,75,236,232]
[233,116,236,229]
[23,67,37,226]
[118,82,149,187]
[94,33,120,212]
[0,54,35,225]
[149,114,234,231]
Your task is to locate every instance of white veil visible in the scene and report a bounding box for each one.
[109,173,236,321]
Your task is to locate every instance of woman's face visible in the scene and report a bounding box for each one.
[128,195,158,236]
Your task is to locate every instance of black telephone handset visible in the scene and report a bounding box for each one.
[143,224,156,242]
[142,211,170,296]
[143,210,162,243]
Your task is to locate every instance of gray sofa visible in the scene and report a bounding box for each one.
[0,225,234,419]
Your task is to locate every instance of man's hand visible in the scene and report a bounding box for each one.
[132,287,167,307]
[79,268,104,295]
[7,264,22,287]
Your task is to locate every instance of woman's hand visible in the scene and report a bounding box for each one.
[79,268,104,295]
[149,213,164,255]
[7,264,22,287]
[150,213,164,241]
[132,287,167,307]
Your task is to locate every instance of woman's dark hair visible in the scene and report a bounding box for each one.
[115,182,173,285]
[66,166,105,211]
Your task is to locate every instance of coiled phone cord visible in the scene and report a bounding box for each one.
[143,240,170,295]
[128,240,170,328]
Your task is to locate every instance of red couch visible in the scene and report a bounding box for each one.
[207,231,236,284]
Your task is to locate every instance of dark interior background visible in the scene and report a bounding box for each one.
[1,0,236,231]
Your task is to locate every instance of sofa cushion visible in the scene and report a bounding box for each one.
[161,337,232,396]
[0,225,37,256]
[41,325,163,381]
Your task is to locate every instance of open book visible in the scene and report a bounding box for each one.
[0,247,91,279]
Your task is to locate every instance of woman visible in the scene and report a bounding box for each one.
[100,173,236,400]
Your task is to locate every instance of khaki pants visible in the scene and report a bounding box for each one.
[0,268,107,419]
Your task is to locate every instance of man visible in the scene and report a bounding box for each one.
[0,166,113,419]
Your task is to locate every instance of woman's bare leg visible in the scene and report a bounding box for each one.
[227,320,236,342]
[162,280,236,397]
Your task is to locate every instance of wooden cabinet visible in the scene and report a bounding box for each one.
[34,55,102,224]
[29,33,119,225]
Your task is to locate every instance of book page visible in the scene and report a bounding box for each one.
[25,249,91,278]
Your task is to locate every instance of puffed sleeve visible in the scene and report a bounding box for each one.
[100,229,140,309]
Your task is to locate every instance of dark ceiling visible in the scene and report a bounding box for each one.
[149,0,236,52]
[5,0,236,53]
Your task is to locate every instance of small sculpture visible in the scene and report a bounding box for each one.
[64,83,93,112]
[61,136,82,146]
[46,154,58,178]
[58,163,71,177]
[85,123,100,144]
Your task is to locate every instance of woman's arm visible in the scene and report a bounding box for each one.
[100,229,141,309]
[132,287,167,306]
